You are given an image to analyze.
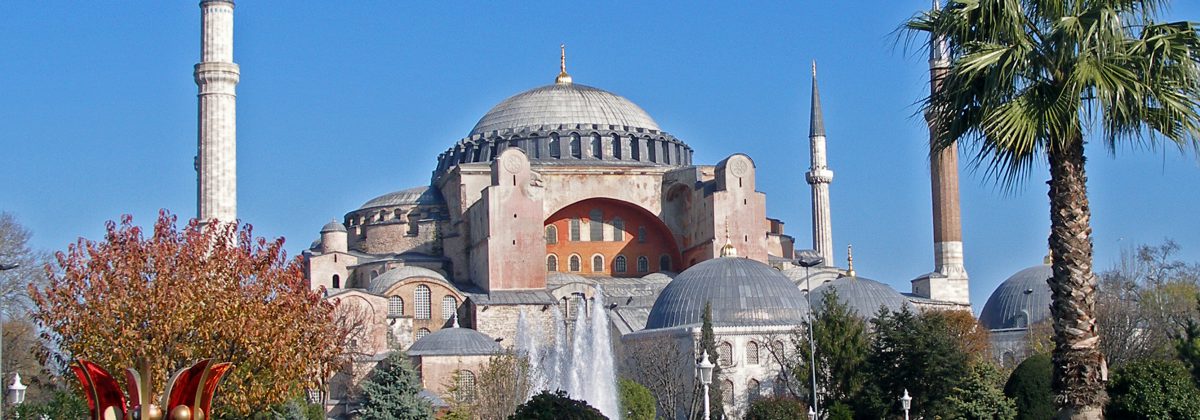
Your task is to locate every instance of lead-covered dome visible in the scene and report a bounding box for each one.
[980,264,1052,330]
[470,83,660,136]
[811,275,912,317]
[407,327,502,357]
[645,257,809,330]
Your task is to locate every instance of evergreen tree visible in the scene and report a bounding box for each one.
[618,378,656,420]
[510,390,605,420]
[945,362,1017,420]
[1004,354,1053,420]
[1107,359,1200,420]
[693,301,725,420]
[1177,297,1200,385]
[857,308,971,419]
[359,351,433,420]
[803,289,868,407]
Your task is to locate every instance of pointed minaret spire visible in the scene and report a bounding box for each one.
[555,43,573,85]
[806,61,835,265]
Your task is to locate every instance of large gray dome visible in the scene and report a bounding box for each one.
[811,275,912,317]
[359,186,444,210]
[645,257,809,330]
[470,83,660,136]
[407,327,501,357]
[980,264,1052,330]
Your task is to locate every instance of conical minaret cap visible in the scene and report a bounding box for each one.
[809,61,825,137]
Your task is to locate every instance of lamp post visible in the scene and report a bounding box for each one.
[797,250,823,418]
[900,389,912,420]
[0,263,17,420]
[9,373,25,405]
[697,349,715,420]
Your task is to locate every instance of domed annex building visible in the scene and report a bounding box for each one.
[980,259,1054,366]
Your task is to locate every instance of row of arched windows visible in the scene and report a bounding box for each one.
[437,131,695,173]
[546,254,671,274]
[712,340,786,368]
[385,285,458,321]
[545,215,638,243]
[538,132,681,163]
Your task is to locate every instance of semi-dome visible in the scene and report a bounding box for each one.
[407,326,502,357]
[980,264,1052,330]
[470,83,660,136]
[368,266,450,295]
[358,186,444,210]
[645,256,809,330]
[810,275,912,317]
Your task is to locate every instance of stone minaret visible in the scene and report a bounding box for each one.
[806,62,834,264]
[916,0,971,305]
[195,0,239,224]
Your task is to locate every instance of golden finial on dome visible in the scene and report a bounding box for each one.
[846,244,856,277]
[720,218,737,257]
[556,43,573,85]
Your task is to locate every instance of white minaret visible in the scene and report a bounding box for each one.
[195,0,239,224]
[806,62,834,264]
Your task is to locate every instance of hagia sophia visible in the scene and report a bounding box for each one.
[189,1,1056,418]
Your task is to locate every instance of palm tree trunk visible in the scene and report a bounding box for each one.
[1046,136,1107,419]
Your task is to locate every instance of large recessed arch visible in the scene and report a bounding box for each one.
[544,197,681,277]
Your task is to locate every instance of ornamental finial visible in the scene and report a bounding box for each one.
[556,43,573,85]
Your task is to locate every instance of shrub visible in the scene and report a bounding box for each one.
[1004,354,1052,420]
[1107,359,1200,420]
[618,378,656,420]
[509,390,605,420]
[745,396,809,420]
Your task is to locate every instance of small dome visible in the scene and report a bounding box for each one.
[811,275,911,317]
[980,264,1052,330]
[369,266,450,295]
[470,83,660,136]
[320,220,346,233]
[407,327,501,357]
[645,257,809,330]
[359,186,444,210]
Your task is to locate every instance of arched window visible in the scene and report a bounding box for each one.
[662,141,671,164]
[415,285,431,320]
[388,296,404,318]
[569,133,582,158]
[637,256,649,273]
[394,209,403,220]
[569,219,581,241]
[659,255,672,272]
[456,370,477,402]
[589,209,603,241]
[746,341,760,365]
[773,341,785,359]
[637,226,647,243]
[614,255,627,273]
[415,328,431,340]
[569,255,581,272]
[611,134,622,159]
[718,342,733,367]
[748,379,762,401]
[647,138,657,162]
[611,218,625,241]
[722,380,734,407]
[545,225,558,244]
[546,254,558,272]
[591,133,602,159]
[592,255,604,272]
[331,274,340,289]
[442,295,458,320]
[549,133,561,158]
[631,138,641,160]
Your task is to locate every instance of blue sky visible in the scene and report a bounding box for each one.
[2,1,1198,310]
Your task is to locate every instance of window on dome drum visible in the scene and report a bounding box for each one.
[637,256,649,273]
[569,133,582,159]
[546,254,558,272]
[659,255,672,272]
[570,219,581,241]
[746,341,760,365]
[532,138,542,159]
[662,142,670,164]
[456,370,477,402]
[569,255,582,272]
[388,296,404,318]
[331,274,340,289]
[415,285,431,320]
[415,328,431,341]
[614,255,627,273]
[637,226,647,243]
[545,225,558,244]
[748,379,762,401]
[773,341,785,358]
[612,218,625,241]
[722,380,734,406]
[592,255,604,272]
[611,134,622,159]
[718,342,733,367]
[549,134,561,158]
[647,139,657,162]
[589,209,603,241]
[591,133,602,158]
[631,138,641,160]
[442,295,457,320]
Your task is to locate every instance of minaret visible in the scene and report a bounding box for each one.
[195,0,239,224]
[917,0,970,305]
[805,62,835,264]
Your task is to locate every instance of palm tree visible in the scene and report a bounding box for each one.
[906,1,1200,418]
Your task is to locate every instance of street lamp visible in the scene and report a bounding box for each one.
[796,250,823,417]
[8,373,25,405]
[900,389,912,420]
[0,263,16,420]
[697,350,715,420]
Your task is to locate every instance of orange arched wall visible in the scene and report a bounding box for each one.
[544,198,682,277]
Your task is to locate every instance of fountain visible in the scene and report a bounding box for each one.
[515,287,620,419]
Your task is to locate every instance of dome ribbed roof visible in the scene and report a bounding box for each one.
[470,83,660,136]
[645,257,809,330]
[811,275,911,317]
[407,327,501,356]
[359,186,444,210]
[368,266,450,295]
[980,264,1052,330]
[320,220,346,233]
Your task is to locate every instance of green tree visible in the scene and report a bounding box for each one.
[618,378,655,420]
[1179,306,1200,384]
[796,289,868,413]
[10,388,88,420]
[693,301,725,420]
[907,1,1200,417]
[946,362,1017,420]
[358,352,432,420]
[1107,359,1200,419]
[509,390,605,420]
[744,396,809,420]
[858,308,971,419]
[1005,354,1053,420]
